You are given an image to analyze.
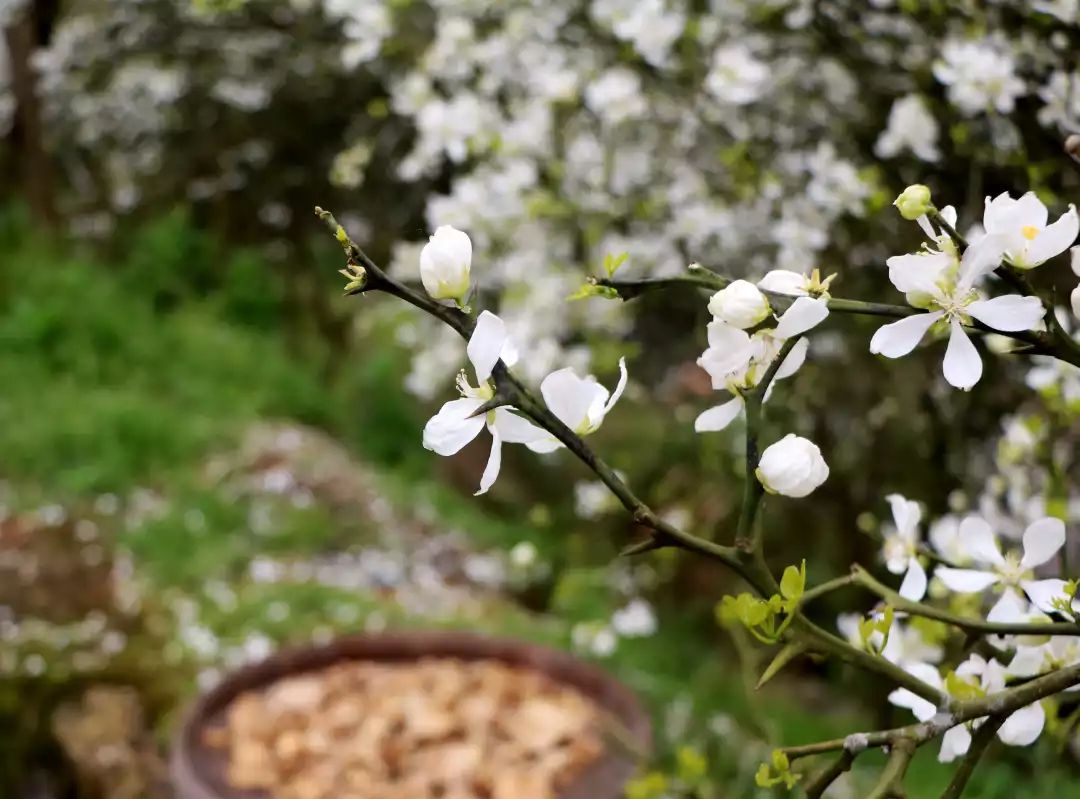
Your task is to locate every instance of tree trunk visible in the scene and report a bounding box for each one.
[4,1,58,228]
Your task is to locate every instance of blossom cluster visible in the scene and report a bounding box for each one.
[13,0,1080,396]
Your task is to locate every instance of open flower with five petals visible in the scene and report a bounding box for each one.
[422,311,550,495]
[934,516,1071,620]
[870,231,1045,390]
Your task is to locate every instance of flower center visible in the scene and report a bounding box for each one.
[456,370,494,401]
[997,552,1031,586]
[1021,225,1039,241]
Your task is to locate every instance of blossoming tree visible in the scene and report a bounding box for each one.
[318,174,1080,796]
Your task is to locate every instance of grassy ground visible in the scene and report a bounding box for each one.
[0,213,1075,797]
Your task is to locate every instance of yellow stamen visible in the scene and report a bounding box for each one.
[1021,225,1039,240]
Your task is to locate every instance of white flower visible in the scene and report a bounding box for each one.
[755,434,829,498]
[871,227,1045,390]
[707,279,772,329]
[933,39,1025,117]
[756,268,834,299]
[612,598,658,638]
[509,541,538,568]
[983,192,1079,270]
[540,358,628,436]
[882,494,928,601]
[422,312,551,495]
[1008,636,1080,681]
[875,94,940,162]
[889,656,1045,762]
[934,516,1071,620]
[757,270,809,296]
[704,43,770,106]
[694,298,826,433]
[419,225,472,302]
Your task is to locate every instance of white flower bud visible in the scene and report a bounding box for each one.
[420,225,472,302]
[707,280,772,329]
[755,434,829,498]
[757,270,808,296]
[893,184,932,221]
[1071,283,1080,323]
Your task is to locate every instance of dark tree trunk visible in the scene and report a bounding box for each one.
[4,0,59,228]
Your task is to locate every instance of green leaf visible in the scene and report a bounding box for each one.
[780,560,806,601]
[602,251,629,278]
[756,642,807,690]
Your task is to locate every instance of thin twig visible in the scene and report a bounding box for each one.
[940,715,1005,799]
[852,566,1080,637]
[803,750,856,799]
[866,738,916,799]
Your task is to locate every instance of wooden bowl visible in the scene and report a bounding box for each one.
[170,630,652,799]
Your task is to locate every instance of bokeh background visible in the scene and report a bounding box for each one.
[2,0,1080,796]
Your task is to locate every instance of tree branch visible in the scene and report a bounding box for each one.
[866,738,916,799]
[852,565,1080,637]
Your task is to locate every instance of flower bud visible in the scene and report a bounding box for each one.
[755,434,829,498]
[707,280,772,329]
[420,225,472,302]
[893,184,933,220]
[1071,283,1080,322]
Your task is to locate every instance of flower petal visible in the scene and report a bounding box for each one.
[938,724,972,763]
[942,321,982,390]
[541,368,605,431]
[1007,645,1049,679]
[967,295,1045,332]
[1010,192,1049,230]
[694,397,744,432]
[886,494,922,536]
[957,233,1006,292]
[958,516,1005,567]
[774,337,809,380]
[422,398,486,456]
[1020,517,1066,570]
[774,296,829,339]
[1021,578,1071,615]
[886,252,953,295]
[1027,205,1079,266]
[998,703,1045,747]
[888,687,938,723]
[987,589,1028,623]
[935,567,1000,593]
[899,557,928,601]
[601,357,629,417]
[491,407,549,445]
[869,312,943,358]
[468,311,508,383]
[474,426,503,496]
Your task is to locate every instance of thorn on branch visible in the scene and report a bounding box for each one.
[466,396,510,419]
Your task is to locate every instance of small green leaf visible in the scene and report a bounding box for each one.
[780,560,806,601]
